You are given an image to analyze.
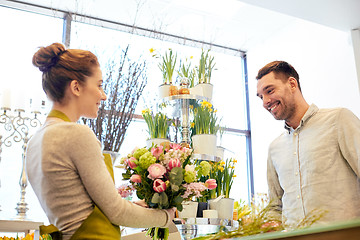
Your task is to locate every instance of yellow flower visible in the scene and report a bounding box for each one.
[142,109,150,115]
[233,175,237,178]
[231,166,235,169]
[233,159,238,163]
[220,161,225,165]
[149,48,155,53]
[219,166,224,172]
[189,105,194,109]
[190,56,193,59]
[190,122,195,128]
[214,109,217,113]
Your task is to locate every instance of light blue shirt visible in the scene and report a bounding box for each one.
[267,104,360,227]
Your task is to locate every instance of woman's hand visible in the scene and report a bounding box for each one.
[165,207,177,222]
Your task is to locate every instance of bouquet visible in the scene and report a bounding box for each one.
[121,142,217,240]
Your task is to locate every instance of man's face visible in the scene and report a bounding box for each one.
[256,72,296,122]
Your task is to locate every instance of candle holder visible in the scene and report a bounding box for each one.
[0,107,43,220]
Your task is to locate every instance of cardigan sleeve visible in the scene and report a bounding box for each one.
[65,124,172,228]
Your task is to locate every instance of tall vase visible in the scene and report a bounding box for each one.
[191,134,217,155]
[146,138,170,148]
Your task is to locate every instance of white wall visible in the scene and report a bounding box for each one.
[247,19,360,194]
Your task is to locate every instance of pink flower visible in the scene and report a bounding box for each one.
[168,158,181,170]
[151,145,164,159]
[171,143,182,150]
[205,179,217,190]
[130,174,142,183]
[117,184,135,198]
[126,157,137,169]
[148,163,167,180]
[153,179,166,193]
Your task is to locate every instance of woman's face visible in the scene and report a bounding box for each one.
[79,66,107,118]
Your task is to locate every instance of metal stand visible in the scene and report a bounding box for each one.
[0,107,42,220]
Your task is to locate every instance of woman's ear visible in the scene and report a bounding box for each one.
[69,80,81,97]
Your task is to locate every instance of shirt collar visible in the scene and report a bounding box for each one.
[284,104,319,133]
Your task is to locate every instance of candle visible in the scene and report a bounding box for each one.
[1,88,12,109]
[13,91,27,110]
[203,209,218,218]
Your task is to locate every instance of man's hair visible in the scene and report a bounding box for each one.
[256,61,301,92]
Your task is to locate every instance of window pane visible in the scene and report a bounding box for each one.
[0,6,63,223]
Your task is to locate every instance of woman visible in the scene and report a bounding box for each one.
[27,43,175,239]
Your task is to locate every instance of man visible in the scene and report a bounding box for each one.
[256,61,360,227]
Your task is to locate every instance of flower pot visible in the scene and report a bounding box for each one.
[158,84,171,98]
[196,202,208,217]
[208,198,234,220]
[191,134,217,156]
[192,83,213,100]
[178,201,198,219]
[146,138,170,148]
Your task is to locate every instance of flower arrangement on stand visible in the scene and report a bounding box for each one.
[151,48,178,97]
[142,108,172,147]
[190,100,220,155]
[210,158,236,199]
[121,142,217,240]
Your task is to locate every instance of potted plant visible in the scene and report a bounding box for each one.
[142,108,172,147]
[152,48,178,98]
[193,49,216,99]
[83,46,147,162]
[190,100,219,155]
[208,158,237,220]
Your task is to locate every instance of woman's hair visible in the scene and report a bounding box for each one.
[256,61,301,92]
[32,42,99,102]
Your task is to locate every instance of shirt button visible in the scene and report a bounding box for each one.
[297,195,300,199]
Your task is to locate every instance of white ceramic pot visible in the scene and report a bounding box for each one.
[192,83,213,100]
[146,138,170,148]
[208,198,235,220]
[178,201,198,219]
[191,134,217,156]
[158,84,171,98]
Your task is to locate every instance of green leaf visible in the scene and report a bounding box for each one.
[169,167,183,187]
[151,193,160,204]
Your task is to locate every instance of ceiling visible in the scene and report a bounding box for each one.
[4,0,360,52]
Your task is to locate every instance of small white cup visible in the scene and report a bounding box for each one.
[203,209,218,218]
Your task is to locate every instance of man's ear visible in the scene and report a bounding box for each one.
[69,80,81,97]
[288,77,298,91]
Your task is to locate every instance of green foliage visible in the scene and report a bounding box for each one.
[191,101,219,135]
[142,109,172,139]
[196,49,216,84]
